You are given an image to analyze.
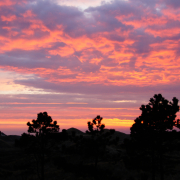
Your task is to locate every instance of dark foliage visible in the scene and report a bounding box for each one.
[22,112,60,180]
[126,94,180,180]
[85,116,116,170]
[87,115,105,134]
[27,112,59,135]
[131,94,179,135]
[15,133,35,150]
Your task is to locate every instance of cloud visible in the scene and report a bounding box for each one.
[1,0,180,134]
[13,76,180,97]
[162,0,180,9]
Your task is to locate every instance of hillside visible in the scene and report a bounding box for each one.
[103,129,130,142]
[66,128,85,135]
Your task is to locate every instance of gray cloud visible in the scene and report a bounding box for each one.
[14,77,180,97]
[163,0,180,8]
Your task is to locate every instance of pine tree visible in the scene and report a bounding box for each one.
[27,112,59,180]
[130,94,179,180]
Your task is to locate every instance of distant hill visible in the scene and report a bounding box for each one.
[0,131,7,136]
[0,135,21,142]
[101,129,130,142]
[65,128,130,142]
[66,128,85,135]
[0,128,130,144]
[8,135,21,141]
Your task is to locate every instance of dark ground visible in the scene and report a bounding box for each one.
[0,129,180,180]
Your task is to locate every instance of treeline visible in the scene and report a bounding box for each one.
[1,93,180,180]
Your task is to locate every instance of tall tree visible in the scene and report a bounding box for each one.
[27,112,59,180]
[87,115,105,169]
[130,94,179,180]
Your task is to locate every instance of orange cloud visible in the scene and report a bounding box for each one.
[1,0,180,135]
[1,15,17,21]
[0,0,14,6]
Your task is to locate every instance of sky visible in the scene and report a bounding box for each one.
[1,0,180,135]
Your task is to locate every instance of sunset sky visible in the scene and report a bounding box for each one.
[1,0,180,135]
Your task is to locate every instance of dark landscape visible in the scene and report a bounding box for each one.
[0,127,130,180]
[1,94,180,180]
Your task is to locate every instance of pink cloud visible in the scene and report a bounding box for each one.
[1,0,180,134]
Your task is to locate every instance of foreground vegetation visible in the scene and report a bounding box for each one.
[0,94,180,180]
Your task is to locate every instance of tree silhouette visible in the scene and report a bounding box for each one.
[86,115,106,169]
[27,112,59,180]
[27,112,59,135]
[130,94,179,180]
[87,115,105,134]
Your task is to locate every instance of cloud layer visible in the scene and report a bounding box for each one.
[1,0,180,134]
